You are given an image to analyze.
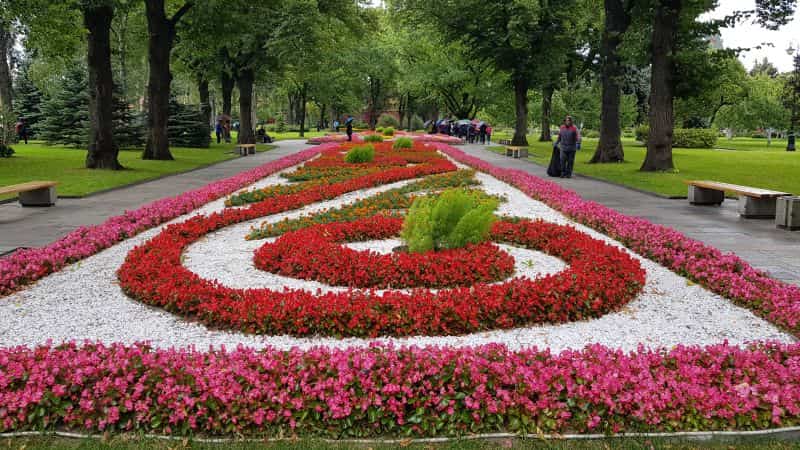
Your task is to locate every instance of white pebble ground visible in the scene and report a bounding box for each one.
[0,157,794,352]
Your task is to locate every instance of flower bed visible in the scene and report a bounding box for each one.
[2,341,800,437]
[437,145,800,337]
[254,215,515,289]
[0,144,333,297]
[119,197,644,336]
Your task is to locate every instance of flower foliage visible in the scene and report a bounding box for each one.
[344,144,376,163]
[2,342,800,437]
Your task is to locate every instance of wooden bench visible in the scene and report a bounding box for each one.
[0,181,58,206]
[236,144,256,156]
[685,180,791,218]
[498,139,512,146]
[505,146,528,159]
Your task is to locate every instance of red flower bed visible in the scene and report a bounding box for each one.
[253,215,515,289]
[119,200,644,336]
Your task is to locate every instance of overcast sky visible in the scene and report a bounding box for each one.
[702,0,799,72]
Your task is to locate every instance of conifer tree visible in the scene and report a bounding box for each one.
[13,61,43,135]
[37,65,90,147]
[167,97,210,148]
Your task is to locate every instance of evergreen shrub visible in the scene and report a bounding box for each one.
[344,144,375,163]
[401,188,498,253]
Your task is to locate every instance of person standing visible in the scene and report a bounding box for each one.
[215,121,223,144]
[486,125,492,144]
[333,119,340,132]
[345,115,354,141]
[554,115,581,178]
[479,123,487,144]
[16,118,29,144]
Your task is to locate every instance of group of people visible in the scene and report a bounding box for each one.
[547,115,582,179]
[430,119,493,144]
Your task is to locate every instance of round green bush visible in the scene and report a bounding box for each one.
[401,189,498,253]
[363,134,384,143]
[377,113,400,129]
[344,144,375,163]
[635,125,718,148]
[383,127,395,136]
[393,137,413,150]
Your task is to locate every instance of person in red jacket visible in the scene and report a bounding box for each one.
[554,115,581,178]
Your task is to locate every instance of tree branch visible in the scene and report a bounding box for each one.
[170,2,194,26]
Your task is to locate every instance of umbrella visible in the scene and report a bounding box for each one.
[454,119,471,125]
[423,120,434,128]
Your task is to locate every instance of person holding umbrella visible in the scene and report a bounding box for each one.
[345,115,354,141]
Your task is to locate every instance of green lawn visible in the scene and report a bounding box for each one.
[0,141,275,200]
[269,130,327,141]
[3,436,800,450]
[488,136,800,197]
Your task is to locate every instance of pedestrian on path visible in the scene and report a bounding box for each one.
[486,125,492,144]
[345,115,354,141]
[554,115,581,178]
[215,121,223,144]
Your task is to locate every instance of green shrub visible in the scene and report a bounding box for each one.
[376,127,384,133]
[363,134,384,143]
[0,145,14,158]
[411,115,425,131]
[581,129,599,138]
[635,125,718,149]
[377,113,400,128]
[383,127,395,136]
[401,189,498,253]
[344,144,375,163]
[393,137,413,149]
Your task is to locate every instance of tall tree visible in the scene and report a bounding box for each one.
[591,0,633,163]
[142,0,194,161]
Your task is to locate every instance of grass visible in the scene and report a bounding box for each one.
[2,436,800,450]
[0,141,276,200]
[487,136,800,197]
[269,130,328,141]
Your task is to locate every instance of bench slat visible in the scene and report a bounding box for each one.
[685,180,790,198]
[0,181,58,196]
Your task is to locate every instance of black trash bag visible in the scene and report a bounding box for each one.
[547,143,562,177]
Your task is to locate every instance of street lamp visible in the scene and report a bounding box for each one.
[787,43,799,151]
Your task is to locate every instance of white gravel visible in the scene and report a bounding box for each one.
[0,157,794,352]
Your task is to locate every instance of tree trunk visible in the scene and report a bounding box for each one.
[512,77,530,147]
[299,83,307,137]
[198,75,211,128]
[407,94,413,130]
[641,0,680,171]
[592,0,630,163]
[237,68,255,145]
[287,92,296,125]
[221,71,234,116]
[143,0,174,160]
[84,6,122,170]
[0,21,13,117]
[539,86,553,142]
[319,103,326,130]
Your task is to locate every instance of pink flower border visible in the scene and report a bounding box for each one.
[1,341,800,436]
[436,144,800,337]
[0,144,336,296]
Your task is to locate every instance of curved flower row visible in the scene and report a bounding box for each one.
[2,342,800,436]
[119,204,644,336]
[253,215,516,289]
[437,145,800,336]
[0,144,334,297]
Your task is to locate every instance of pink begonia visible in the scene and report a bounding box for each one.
[2,342,799,436]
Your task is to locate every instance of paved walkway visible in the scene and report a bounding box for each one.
[0,140,311,255]
[461,144,800,286]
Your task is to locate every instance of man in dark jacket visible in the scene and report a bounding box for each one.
[554,115,581,178]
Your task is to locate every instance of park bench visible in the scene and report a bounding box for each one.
[498,139,512,146]
[236,144,256,156]
[685,180,791,219]
[0,181,58,206]
[505,146,528,159]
